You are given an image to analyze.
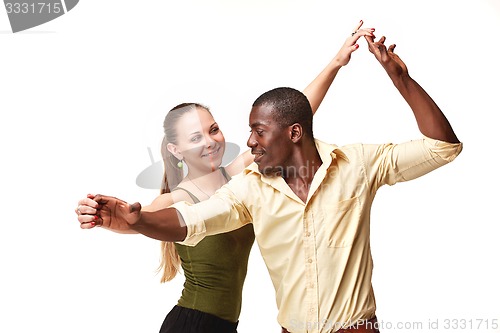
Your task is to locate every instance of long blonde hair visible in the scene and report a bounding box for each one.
[157,103,211,282]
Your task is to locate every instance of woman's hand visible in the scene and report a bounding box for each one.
[334,20,375,67]
[75,194,142,233]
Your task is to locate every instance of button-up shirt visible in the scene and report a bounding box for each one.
[172,136,463,333]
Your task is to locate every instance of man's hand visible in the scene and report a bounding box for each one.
[76,194,141,233]
[364,34,408,79]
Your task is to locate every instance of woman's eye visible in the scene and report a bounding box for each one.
[210,127,219,134]
[191,135,202,142]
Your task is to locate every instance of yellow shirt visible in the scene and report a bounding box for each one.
[173,137,463,333]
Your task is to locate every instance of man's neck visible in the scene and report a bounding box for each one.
[282,141,322,203]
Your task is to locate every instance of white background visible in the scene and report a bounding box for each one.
[1,1,499,332]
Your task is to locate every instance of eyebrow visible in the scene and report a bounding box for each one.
[249,121,268,128]
[188,122,218,136]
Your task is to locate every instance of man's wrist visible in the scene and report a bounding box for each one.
[129,211,144,231]
[389,72,411,90]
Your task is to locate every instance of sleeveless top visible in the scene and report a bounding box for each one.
[172,168,255,323]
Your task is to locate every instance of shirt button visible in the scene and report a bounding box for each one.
[305,232,311,237]
[310,308,315,313]
[307,259,313,263]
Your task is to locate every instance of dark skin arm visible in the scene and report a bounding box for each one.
[364,34,460,143]
[81,194,187,242]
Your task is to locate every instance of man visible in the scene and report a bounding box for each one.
[77,31,462,333]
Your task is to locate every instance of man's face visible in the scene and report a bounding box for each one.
[247,104,292,176]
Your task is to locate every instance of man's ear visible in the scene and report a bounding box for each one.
[290,123,303,143]
[166,143,183,160]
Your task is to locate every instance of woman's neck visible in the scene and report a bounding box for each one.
[182,167,226,200]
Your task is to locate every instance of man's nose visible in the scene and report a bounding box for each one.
[247,134,257,148]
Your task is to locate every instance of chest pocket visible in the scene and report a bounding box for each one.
[326,197,361,248]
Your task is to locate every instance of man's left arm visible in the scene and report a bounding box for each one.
[364,34,460,144]
[361,32,462,188]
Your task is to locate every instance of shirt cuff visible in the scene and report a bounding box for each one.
[170,201,207,246]
[422,135,463,163]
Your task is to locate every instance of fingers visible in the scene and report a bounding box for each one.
[364,34,388,54]
[352,20,364,34]
[77,196,99,208]
[92,194,106,204]
[75,204,97,216]
[76,193,101,229]
[347,23,375,57]
[129,202,142,213]
[351,28,375,40]
[388,44,396,53]
[80,220,98,229]
[351,28,375,43]
[75,195,100,223]
[92,194,117,205]
[78,213,99,227]
[92,216,103,227]
[350,19,374,38]
[363,31,378,48]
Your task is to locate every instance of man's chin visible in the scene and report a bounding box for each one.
[259,165,283,177]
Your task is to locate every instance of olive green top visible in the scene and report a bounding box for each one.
[172,168,255,322]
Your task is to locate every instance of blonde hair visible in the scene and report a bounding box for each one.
[157,103,211,282]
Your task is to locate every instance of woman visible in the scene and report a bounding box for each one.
[153,102,255,333]
[76,22,375,333]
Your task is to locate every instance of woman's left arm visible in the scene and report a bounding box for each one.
[304,20,375,114]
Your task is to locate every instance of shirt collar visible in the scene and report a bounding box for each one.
[243,139,349,204]
[244,138,349,176]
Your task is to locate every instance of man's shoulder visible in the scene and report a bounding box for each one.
[315,138,363,150]
[315,138,364,160]
[228,166,262,186]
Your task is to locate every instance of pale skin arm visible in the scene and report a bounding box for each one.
[226,20,376,176]
[304,20,374,115]
[364,34,460,143]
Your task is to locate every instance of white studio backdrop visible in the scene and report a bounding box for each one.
[1,1,499,332]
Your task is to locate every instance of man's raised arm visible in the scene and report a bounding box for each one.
[364,34,460,144]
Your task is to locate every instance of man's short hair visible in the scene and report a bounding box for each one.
[252,87,314,139]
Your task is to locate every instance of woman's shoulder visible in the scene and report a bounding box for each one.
[142,190,195,212]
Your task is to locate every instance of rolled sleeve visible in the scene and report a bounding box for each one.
[171,185,253,246]
[422,135,463,163]
[365,136,463,188]
[171,201,207,246]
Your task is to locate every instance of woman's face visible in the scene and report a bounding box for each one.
[173,107,226,173]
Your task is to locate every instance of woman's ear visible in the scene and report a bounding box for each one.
[166,143,183,161]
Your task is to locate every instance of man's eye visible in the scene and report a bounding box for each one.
[249,129,263,136]
[191,135,201,142]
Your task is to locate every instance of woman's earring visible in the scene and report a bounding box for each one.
[177,160,183,168]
